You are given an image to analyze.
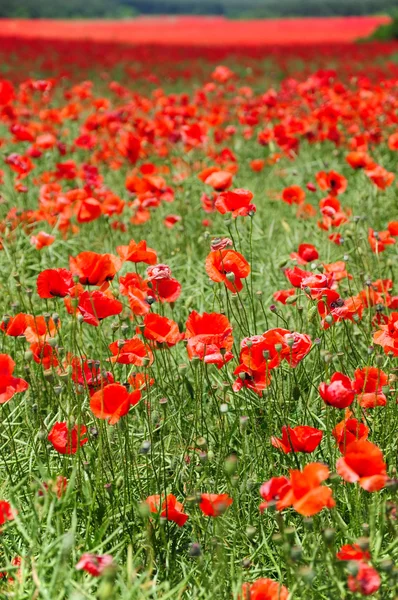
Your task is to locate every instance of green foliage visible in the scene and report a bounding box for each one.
[369,11,398,40]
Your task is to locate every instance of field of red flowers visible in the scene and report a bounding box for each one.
[0,24,398,600]
[0,15,390,45]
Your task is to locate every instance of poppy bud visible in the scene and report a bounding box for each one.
[307,306,317,322]
[275,343,283,353]
[54,385,62,396]
[323,528,335,543]
[116,476,123,489]
[357,537,370,551]
[188,542,201,557]
[241,558,251,569]
[226,271,235,282]
[325,314,334,325]
[224,455,237,475]
[290,545,302,562]
[77,314,84,323]
[299,566,315,583]
[286,335,295,347]
[379,559,394,573]
[49,337,58,348]
[303,518,313,531]
[220,403,228,413]
[196,437,207,449]
[24,350,33,361]
[26,288,33,297]
[269,304,277,312]
[240,416,249,430]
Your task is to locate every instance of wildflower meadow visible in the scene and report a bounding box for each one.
[0,24,397,599]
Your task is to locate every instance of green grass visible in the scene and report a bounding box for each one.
[0,54,397,600]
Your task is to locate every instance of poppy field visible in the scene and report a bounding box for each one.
[0,28,398,600]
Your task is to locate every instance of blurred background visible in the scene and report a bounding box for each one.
[2,0,398,19]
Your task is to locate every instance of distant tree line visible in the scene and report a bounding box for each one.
[1,0,397,19]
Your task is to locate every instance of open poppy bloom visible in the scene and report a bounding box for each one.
[0,313,29,337]
[185,311,233,368]
[37,268,74,298]
[214,188,256,218]
[199,493,233,517]
[281,185,305,205]
[116,239,157,265]
[205,249,250,292]
[353,367,388,408]
[290,243,319,264]
[69,251,121,286]
[0,354,29,404]
[273,288,296,304]
[143,313,183,347]
[259,477,291,512]
[145,494,188,527]
[332,411,369,453]
[48,422,88,454]
[30,231,55,250]
[373,312,398,356]
[337,544,371,563]
[347,562,381,596]
[368,228,395,253]
[240,577,289,600]
[66,289,123,327]
[319,372,355,409]
[24,315,58,343]
[233,363,271,396]
[271,425,323,454]
[277,463,335,517]
[30,342,59,369]
[336,439,388,492]
[0,500,15,526]
[90,383,141,425]
[76,553,115,577]
[316,170,347,195]
[109,337,153,366]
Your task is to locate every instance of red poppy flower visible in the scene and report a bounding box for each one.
[24,315,58,343]
[290,243,319,264]
[143,313,183,347]
[368,228,395,253]
[336,440,388,492]
[373,312,398,356]
[30,231,55,250]
[0,313,29,337]
[66,290,123,327]
[37,269,74,298]
[233,364,271,395]
[39,476,68,499]
[185,311,233,368]
[281,185,305,205]
[271,425,323,454]
[273,289,296,305]
[259,477,291,512]
[337,544,370,563]
[48,422,88,454]
[240,578,289,600]
[0,500,15,526]
[277,463,335,517]
[0,79,14,105]
[365,165,394,190]
[145,494,188,527]
[0,354,29,404]
[109,337,153,366]
[347,562,381,596]
[116,239,157,265]
[69,356,114,395]
[316,170,347,195]
[164,214,181,229]
[76,554,114,577]
[250,159,265,172]
[90,383,141,425]
[149,277,182,303]
[346,151,375,170]
[214,189,256,218]
[205,249,250,292]
[30,342,59,370]
[332,411,369,453]
[76,196,102,223]
[203,170,233,191]
[199,493,233,517]
[69,252,121,286]
[319,372,355,409]
[353,367,388,408]
[387,221,398,236]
